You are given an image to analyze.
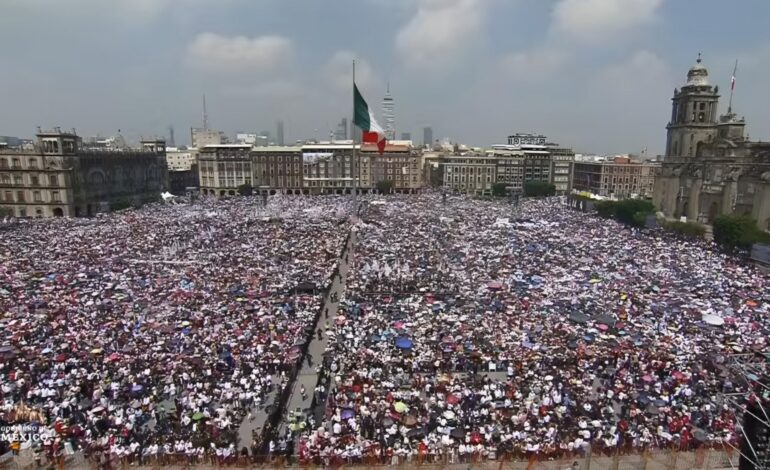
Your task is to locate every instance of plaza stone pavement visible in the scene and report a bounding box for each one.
[279,231,355,439]
[237,373,281,452]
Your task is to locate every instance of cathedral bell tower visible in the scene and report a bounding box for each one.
[665,54,719,158]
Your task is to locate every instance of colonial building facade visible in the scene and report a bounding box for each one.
[198,145,252,197]
[573,157,660,199]
[0,128,167,217]
[653,57,770,228]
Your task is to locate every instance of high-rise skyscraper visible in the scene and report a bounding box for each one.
[382,83,395,141]
[423,127,434,148]
[334,118,348,141]
[276,120,284,146]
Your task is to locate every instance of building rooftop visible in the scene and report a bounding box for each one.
[360,144,410,153]
[201,144,252,149]
[252,146,303,152]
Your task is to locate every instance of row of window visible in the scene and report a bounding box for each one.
[0,173,59,186]
[446,167,494,174]
[447,176,493,184]
[1,190,62,203]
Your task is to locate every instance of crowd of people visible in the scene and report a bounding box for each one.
[297,194,769,465]
[2,192,767,467]
[0,196,351,465]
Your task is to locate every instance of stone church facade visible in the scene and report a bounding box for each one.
[653,57,770,229]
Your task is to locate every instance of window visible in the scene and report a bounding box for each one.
[14,175,22,185]
[16,191,25,202]
[1,174,8,184]
[4,191,11,201]
[0,158,7,168]
[18,207,26,217]
[33,191,41,202]
[49,175,58,186]
[31,175,39,186]
[12,158,21,169]
[29,158,38,169]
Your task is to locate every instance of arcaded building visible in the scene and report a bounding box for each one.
[0,128,168,217]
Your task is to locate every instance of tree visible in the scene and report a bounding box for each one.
[491,183,508,197]
[614,200,655,226]
[595,201,617,218]
[375,180,394,194]
[713,214,770,250]
[594,199,655,227]
[523,181,556,197]
[661,220,706,239]
[237,184,253,196]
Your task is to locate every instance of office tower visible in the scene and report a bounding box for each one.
[423,127,434,148]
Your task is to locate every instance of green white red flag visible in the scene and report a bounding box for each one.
[354,83,386,154]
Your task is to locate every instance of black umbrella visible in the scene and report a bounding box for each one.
[450,428,465,439]
[594,315,615,326]
[569,312,589,324]
[407,428,426,439]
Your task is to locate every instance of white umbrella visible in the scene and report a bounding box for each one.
[702,314,725,326]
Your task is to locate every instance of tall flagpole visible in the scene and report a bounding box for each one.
[728,59,738,114]
[352,60,358,215]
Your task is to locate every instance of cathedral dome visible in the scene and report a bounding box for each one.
[685,55,709,87]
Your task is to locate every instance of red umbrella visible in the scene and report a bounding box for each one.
[56,354,67,362]
[597,324,609,331]
[447,394,461,405]
[108,353,120,362]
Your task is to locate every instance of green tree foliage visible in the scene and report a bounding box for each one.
[237,184,253,196]
[594,201,617,218]
[594,199,655,227]
[661,220,706,239]
[491,183,508,197]
[523,181,556,197]
[376,180,394,194]
[713,214,770,250]
[614,200,655,226]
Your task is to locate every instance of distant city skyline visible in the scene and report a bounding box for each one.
[2,0,770,154]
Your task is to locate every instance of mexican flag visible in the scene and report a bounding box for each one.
[354,83,387,154]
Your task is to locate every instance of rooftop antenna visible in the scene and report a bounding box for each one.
[202,94,209,130]
[728,59,738,114]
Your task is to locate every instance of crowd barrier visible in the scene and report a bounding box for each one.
[49,447,734,470]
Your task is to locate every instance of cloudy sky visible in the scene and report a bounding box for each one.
[2,0,769,154]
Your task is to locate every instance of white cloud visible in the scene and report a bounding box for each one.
[599,49,670,90]
[186,33,293,75]
[500,48,568,81]
[323,51,380,95]
[552,0,664,43]
[395,0,486,70]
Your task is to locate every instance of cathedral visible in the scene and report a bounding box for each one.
[653,56,770,230]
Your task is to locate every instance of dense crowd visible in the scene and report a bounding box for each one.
[297,194,769,465]
[0,196,351,464]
